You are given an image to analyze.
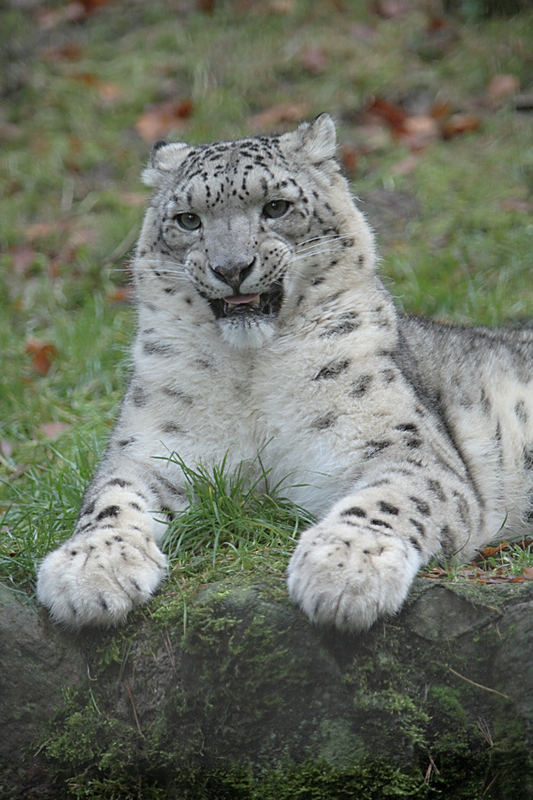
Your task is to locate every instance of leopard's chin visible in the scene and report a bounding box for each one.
[218,315,277,349]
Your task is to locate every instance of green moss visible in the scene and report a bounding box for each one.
[36,577,531,800]
[188,760,430,800]
[41,697,152,798]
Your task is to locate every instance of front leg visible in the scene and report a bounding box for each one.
[288,462,482,631]
[36,462,183,628]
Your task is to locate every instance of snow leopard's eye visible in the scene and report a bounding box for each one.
[263,200,290,219]
[175,212,201,231]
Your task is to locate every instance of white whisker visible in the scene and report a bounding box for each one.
[296,232,355,250]
[292,248,337,260]
[135,255,187,270]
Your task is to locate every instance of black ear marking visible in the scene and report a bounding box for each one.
[149,139,169,167]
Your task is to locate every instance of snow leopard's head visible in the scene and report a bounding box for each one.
[137,114,373,348]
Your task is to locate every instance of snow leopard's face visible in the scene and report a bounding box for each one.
[137,115,369,347]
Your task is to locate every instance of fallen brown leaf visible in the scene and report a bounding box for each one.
[38,0,112,28]
[426,14,448,32]
[350,23,377,42]
[135,99,194,143]
[366,97,406,135]
[373,0,409,19]
[97,82,124,105]
[108,286,133,304]
[441,113,481,139]
[430,100,452,120]
[37,2,87,29]
[0,441,14,459]
[248,102,309,132]
[70,71,101,88]
[41,43,85,63]
[339,143,358,176]
[118,192,149,207]
[9,246,38,275]
[39,422,71,439]
[26,339,57,377]
[300,46,328,74]
[479,542,509,559]
[390,154,420,176]
[366,99,439,151]
[355,124,391,153]
[196,0,215,12]
[79,0,113,12]
[422,567,448,579]
[501,199,533,214]
[401,114,440,150]
[25,221,68,240]
[268,0,296,13]
[486,74,519,106]
[0,122,21,143]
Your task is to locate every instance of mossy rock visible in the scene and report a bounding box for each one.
[1,576,532,798]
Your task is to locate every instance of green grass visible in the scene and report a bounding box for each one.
[161,452,315,581]
[1,0,532,597]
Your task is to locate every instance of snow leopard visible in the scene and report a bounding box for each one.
[36,114,533,632]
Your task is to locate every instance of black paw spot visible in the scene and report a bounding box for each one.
[351,374,373,398]
[313,359,351,381]
[409,518,426,537]
[378,501,399,515]
[341,506,367,519]
[106,478,131,488]
[96,505,120,522]
[409,496,431,516]
[370,518,393,530]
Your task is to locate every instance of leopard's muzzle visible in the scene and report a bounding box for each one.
[208,281,284,321]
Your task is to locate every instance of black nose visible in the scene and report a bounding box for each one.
[211,258,255,292]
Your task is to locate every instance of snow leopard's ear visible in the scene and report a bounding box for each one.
[284,114,337,164]
[141,140,191,187]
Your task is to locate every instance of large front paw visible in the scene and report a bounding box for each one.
[36,527,168,628]
[287,522,420,632]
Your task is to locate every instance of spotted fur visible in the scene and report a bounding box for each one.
[36,115,533,631]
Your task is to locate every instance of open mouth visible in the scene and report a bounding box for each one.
[208,281,283,321]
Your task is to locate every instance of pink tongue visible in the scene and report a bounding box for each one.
[224,294,259,305]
